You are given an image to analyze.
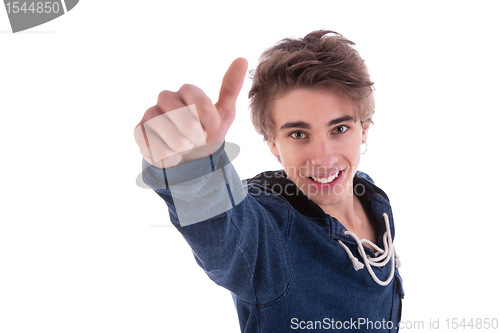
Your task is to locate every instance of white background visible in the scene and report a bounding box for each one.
[1,1,499,332]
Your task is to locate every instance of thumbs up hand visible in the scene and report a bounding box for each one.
[134,58,248,168]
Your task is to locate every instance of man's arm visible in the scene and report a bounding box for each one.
[141,142,293,305]
[134,59,293,305]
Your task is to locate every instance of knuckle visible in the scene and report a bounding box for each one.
[177,83,195,94]
[145,105,160,116]
[156,90,177,109]
[157,90,175,101]
[141,105,162,124]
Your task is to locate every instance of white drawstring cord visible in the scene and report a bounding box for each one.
[338,240,365,271]
[338,212,401,286]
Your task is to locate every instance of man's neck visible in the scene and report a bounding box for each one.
[319,190,377,247]
[319,191,366,231]
[320,193,353,224]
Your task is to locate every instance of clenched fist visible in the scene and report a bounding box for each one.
[134,58,248,169]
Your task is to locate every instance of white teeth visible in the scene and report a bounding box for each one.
[311,171,340,184]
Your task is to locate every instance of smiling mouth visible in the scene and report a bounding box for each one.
[309,171,341,184]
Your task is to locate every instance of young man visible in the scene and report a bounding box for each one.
[135,30,403,332]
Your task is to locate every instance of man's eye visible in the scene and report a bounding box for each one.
[290,131,307,139]
[333,125,348,134]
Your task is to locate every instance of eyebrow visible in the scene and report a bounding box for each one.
[279,115,355,131]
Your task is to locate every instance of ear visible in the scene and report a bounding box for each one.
[361,122,370,143]
[267,140,280,158]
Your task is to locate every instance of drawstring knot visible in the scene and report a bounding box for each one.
[338,212,400,286]
[351,258,365,271]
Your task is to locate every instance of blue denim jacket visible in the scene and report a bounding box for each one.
[141,144,404,332]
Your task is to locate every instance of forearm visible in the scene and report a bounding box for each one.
[141,142,246,226]
[140,144,292,303]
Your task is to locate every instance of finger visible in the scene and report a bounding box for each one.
[156,91,206,144]
[165,104,207,146]
[134,122,182,166]
[216,58,248,114]
[177,84,220,133]
[133,124,151,160]
[143,109,194,154]
[144,130,183,166]
[188,102,200,120]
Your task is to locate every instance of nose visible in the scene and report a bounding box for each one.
[308,138,339,169]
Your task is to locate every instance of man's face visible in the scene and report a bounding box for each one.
[268,88,369,208]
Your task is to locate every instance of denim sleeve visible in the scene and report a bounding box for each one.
[141,144,293,305]
[142,143,246,226]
